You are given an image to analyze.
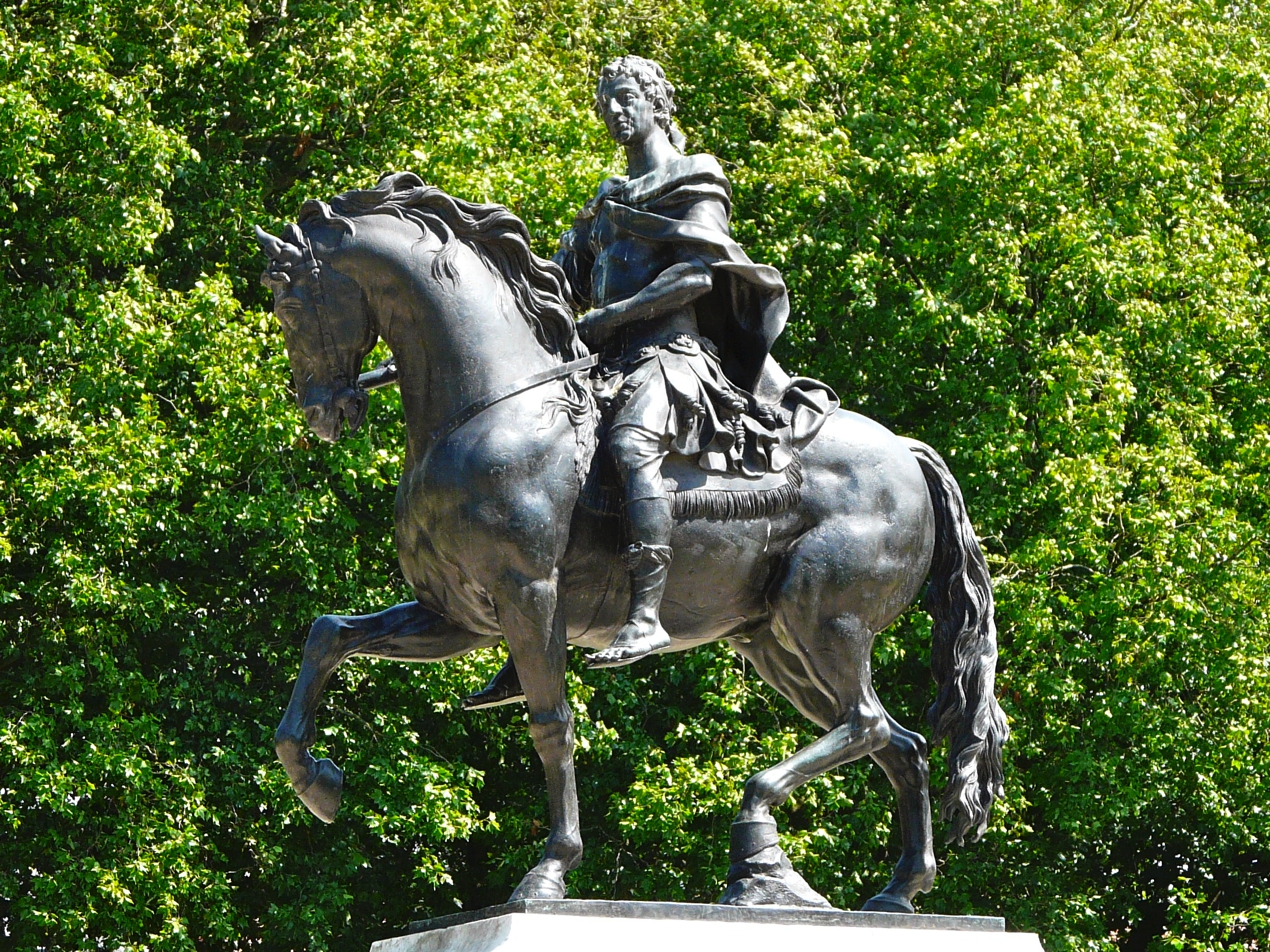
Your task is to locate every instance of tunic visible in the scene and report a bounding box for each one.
[555,153,835,476]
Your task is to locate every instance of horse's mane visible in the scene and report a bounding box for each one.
[298,172,587,362]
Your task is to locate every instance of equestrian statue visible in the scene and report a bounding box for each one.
[257,55,1008,913]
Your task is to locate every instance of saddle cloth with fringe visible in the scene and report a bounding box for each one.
[575,370,836,521]
[578,449,804,520]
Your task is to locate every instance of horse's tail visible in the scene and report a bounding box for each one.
[905,438,1009,846]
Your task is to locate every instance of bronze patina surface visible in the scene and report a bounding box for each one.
[257,57,1007,914]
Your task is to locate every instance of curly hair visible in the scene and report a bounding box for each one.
[594,56,687,150]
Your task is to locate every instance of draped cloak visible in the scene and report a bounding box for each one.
[555,153,837,475]
[557,153,787,395]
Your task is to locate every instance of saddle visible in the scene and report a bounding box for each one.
[577,375,837,521]
[357,355,837,522]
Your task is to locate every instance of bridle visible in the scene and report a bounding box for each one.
[276,228,598,446]
[267,229,364,395]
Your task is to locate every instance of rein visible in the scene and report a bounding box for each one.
[357,354,598,444]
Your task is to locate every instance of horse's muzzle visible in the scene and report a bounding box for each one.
[303,387,368,443]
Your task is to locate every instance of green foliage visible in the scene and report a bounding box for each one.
[2,0,1268,949]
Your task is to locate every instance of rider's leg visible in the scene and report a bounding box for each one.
[463,656,525,709]
[587,423,674,668]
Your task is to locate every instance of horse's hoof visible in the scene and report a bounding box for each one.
[720,850,832,908]
[719,870,832,908]
[509,867,567,901]
[861,893,915,913]
[720,875,829,909]
[296,757,343,824]
[586,630,671,669]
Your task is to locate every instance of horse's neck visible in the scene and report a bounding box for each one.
[361,241,563,457]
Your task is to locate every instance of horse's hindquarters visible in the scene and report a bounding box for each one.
[789,409,936,630]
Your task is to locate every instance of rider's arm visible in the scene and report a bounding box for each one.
[576,194,728,346]
[577,260,713,344]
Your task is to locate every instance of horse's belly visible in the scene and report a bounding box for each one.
[561,508,800,650]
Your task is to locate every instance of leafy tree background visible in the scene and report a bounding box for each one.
[1,0,1268,949]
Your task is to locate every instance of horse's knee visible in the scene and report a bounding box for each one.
[274,730,301,762]
[273,731,318,791]
[868,710,893,750]
[838,701,891,751]
[528,709,575,757]
[305,614,345,658]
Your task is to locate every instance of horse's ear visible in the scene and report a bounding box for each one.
[256,224,308,270]
[260,269,290,290]
[255,225,287,260]
[282,223,306,248]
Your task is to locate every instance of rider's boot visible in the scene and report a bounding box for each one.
[462,658,525,709]
[587,497,673,669]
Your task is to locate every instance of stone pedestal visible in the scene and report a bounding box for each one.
[372,899,1044,952]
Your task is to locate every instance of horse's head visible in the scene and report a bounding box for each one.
[255,222,376,442]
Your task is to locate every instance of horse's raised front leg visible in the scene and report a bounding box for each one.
[496,568,581,900]
[863,714,937,912]
[274,600,500,823]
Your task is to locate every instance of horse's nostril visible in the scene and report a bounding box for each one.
[300,399,346,442]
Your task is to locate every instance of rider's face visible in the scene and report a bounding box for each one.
[599,76,657,146]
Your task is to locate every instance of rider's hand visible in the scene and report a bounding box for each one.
[576,308,611,349]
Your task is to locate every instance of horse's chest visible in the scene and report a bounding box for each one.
[393,478,506,636]
[394,431,577,634]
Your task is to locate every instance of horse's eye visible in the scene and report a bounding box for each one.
[275,301,301,328]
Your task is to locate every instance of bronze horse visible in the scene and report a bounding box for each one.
[256,172,1008,912]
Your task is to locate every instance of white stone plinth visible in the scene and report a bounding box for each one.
[372,900,1044,952]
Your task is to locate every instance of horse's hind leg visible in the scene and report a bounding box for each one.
[863,715,937,912]
[275,600,500,823]
[723,615,894,908]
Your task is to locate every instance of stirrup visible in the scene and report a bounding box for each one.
[586,623,671,669]
[462,660,525,709]
[462,680,526,709]
[586,542,673,669]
